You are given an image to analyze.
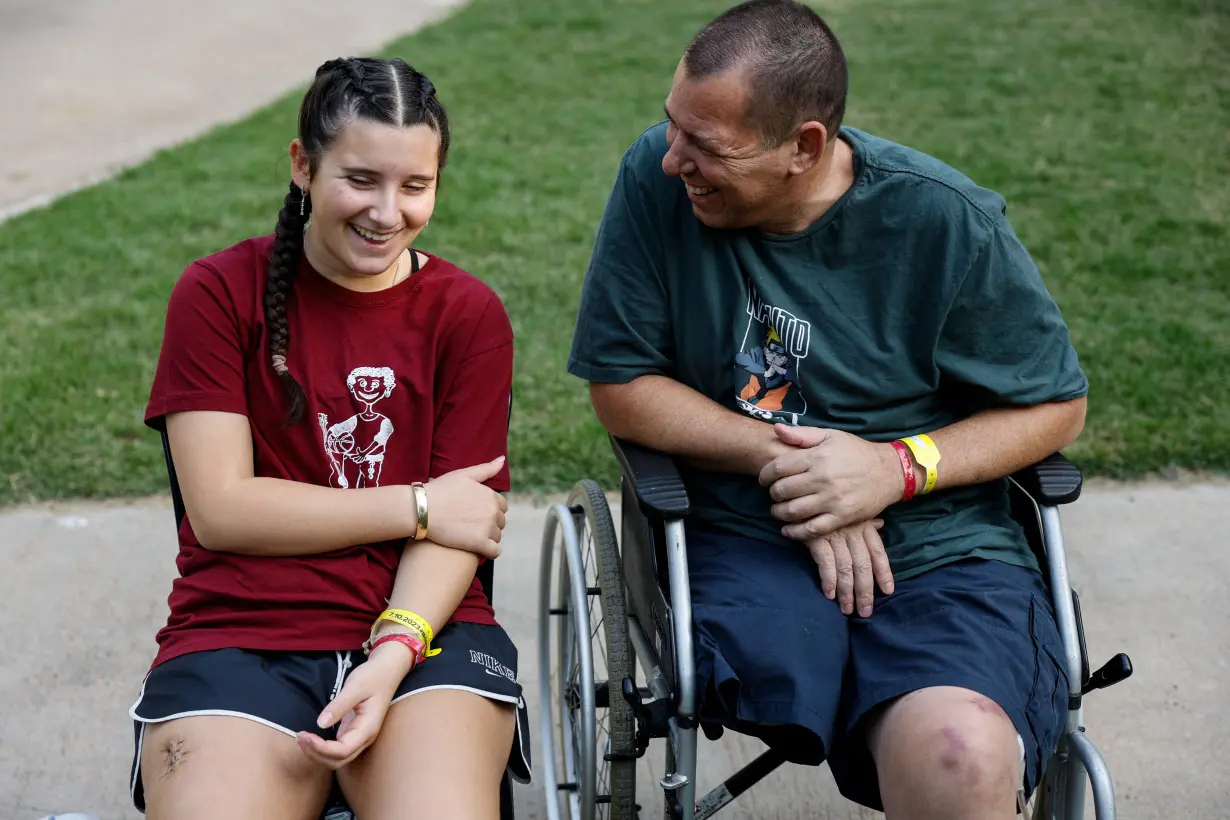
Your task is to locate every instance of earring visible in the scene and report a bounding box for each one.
[299,188,306,217]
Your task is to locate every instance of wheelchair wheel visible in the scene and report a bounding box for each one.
[539,480,637,820]
[1029,755,1062,820]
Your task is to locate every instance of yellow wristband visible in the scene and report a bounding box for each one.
[899,434,942,495]
[372,609,442,657]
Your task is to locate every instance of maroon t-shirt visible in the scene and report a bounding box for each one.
[144,235,513,668]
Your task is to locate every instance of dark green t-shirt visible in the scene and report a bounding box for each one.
[568,122,1088,580]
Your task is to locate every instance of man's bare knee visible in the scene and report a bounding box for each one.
[871,688,1021,819]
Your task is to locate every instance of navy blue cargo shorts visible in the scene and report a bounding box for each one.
[685,524,1069,811]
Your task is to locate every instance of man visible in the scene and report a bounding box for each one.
[566,1,1088,817]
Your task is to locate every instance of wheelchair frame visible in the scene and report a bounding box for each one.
[539,436,1132,820]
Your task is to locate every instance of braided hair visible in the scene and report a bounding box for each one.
[264,57,450,424]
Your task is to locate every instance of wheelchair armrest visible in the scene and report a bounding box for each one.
[609,436,691,520]
[1009,452,1082,506]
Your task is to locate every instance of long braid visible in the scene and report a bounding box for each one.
[264,182,309,424]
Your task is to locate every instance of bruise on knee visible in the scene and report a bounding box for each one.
[969,693,1012,724]
[158,735,189,780]
[936,698,1018,789]
[937,724,1002,792]
[939,725,967,770]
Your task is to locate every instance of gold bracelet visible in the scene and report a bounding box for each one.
[410,482,429,540]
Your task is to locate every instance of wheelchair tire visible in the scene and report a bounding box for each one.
[1029,754,1061,820]
[569,480,638,820]
[540,481,638,820]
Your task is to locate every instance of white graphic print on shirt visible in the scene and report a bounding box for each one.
[318,366,397,489]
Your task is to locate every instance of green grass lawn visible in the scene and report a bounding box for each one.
[0,0,1226,506]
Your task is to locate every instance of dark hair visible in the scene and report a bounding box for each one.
[683,0,847,148]
[266,56,449,424]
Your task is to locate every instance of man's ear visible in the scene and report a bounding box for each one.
[788,122,828,176]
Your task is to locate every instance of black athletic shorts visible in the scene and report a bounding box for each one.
[128,621,530,812]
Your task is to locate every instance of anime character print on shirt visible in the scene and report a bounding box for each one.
[734,286,812,426]
[319,366,397,488]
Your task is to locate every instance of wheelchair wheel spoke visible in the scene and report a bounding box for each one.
[580,522,613,698]
[542,482,637,820]
[582,516,618,820]
[553,526,587,820]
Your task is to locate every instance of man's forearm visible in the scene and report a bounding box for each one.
[589,376,789,475]
[913,397,1087,492]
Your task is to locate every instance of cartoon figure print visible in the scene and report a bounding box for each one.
[319,366,397,489]
[736,326,796,410]
[734,287,811,425]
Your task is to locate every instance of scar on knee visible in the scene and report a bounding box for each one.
[158,737,188,780]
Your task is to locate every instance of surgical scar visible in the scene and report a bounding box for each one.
[158,736,188,779]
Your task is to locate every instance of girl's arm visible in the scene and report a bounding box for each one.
[166,410,504,557]
[371,537,481,654]
[299,537,485,768]
[368,292,518,643]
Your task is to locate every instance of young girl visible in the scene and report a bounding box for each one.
[128,56,529,819]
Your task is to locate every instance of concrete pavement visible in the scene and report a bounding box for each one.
[0,0,462,220]
[1,482,1228,818]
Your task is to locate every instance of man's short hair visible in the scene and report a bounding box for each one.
[683,0,848,148]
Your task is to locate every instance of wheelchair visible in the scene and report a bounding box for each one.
[538,435,1133,820]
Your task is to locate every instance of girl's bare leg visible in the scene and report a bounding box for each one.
[339,689,516,820]
[140,715,333,820]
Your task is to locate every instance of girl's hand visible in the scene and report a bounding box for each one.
[422,457,508,558]
[296,643,410,769]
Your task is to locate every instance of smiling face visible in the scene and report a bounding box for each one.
[346,367,396,406]
[661,60,804,232]
[291,118,441,290]
[352,373,388,403]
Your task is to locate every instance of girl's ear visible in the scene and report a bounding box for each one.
[289,139,312,189]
